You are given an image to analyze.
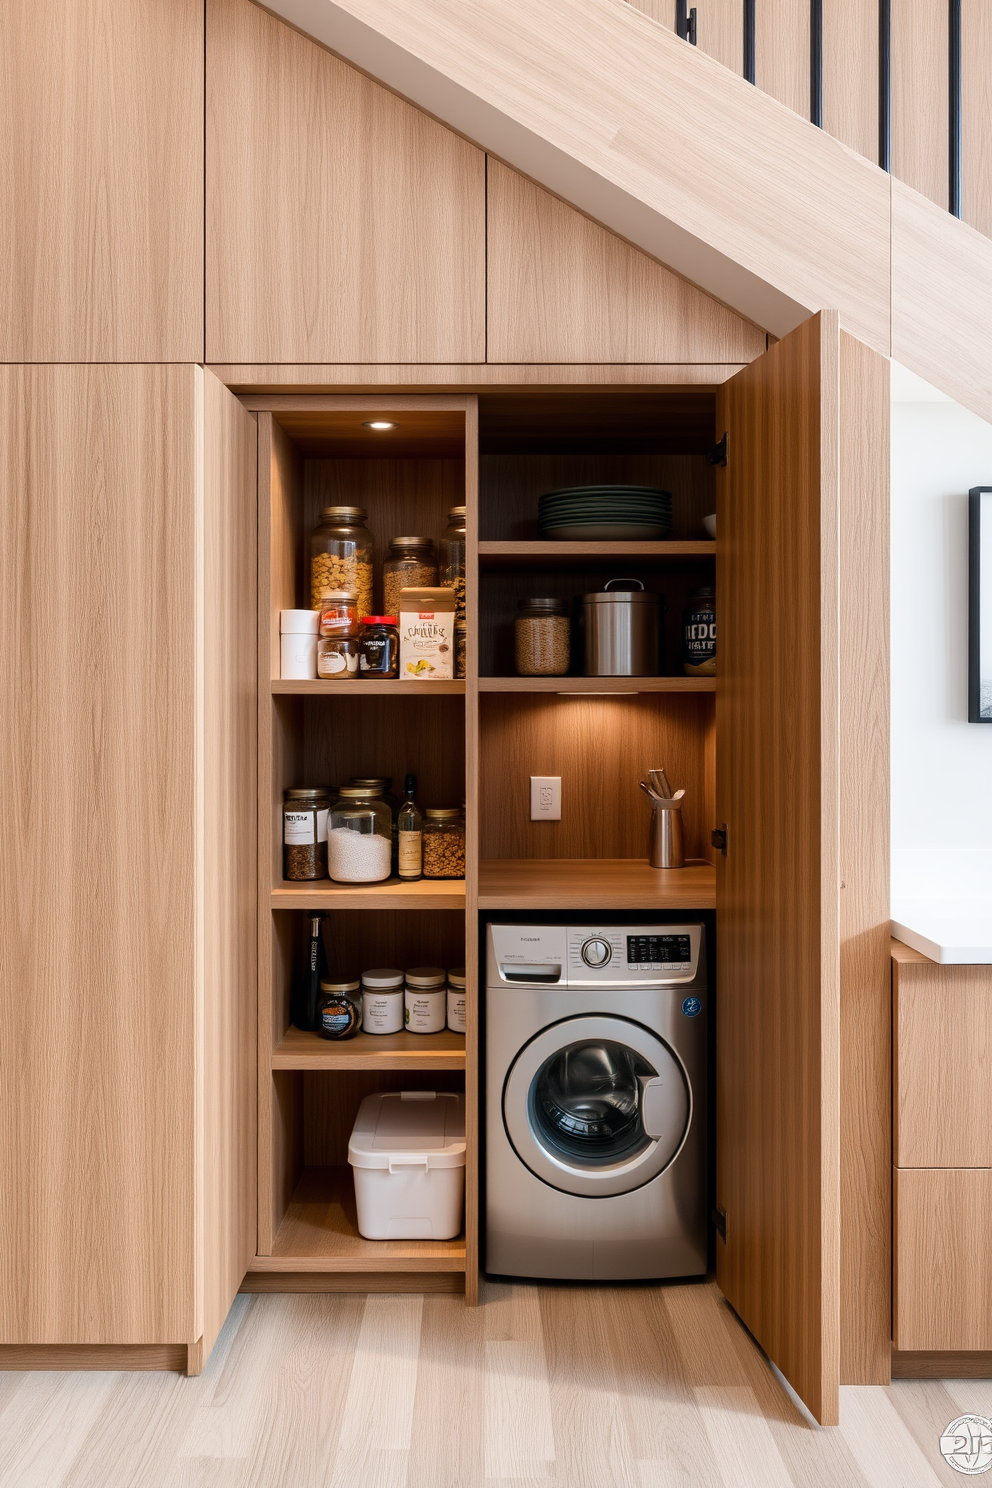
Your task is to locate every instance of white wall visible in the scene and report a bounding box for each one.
[891,365,992,904]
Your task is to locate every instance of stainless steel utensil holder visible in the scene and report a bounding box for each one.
[648,801,685,869]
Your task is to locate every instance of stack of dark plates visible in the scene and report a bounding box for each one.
[538,485,673,540]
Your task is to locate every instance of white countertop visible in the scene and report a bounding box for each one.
[890,851,992,963]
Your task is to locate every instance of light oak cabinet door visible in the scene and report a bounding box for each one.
[0,367,255,1364]
[894,1168,992,1351]
[0,1,202,362]
[206,0,485,365]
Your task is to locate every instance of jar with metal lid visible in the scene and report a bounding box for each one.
[349,776,399,871]
[446,967,467,1032]
[515,598,570,676]
[318,591,358,638]
[358,617,399,678]
[361,967,404,1034]
[316,979,361,1040]
[439,506,466,617]
[422,808,466,879]
[682,587,716,676]
[382,538,437,620]
[582,579,665,677]
[404,966,447,1034]
[309,506,374,618]
[328,786,391,883]
[455,617,467,679]
[282,788,330,880]
[317,635,360,679]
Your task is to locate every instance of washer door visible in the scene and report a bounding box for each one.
[503,1015,691,1197]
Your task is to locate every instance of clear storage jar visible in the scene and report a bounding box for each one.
[382,538,437,621]
[328,786,392,883]
[318,591,358,638]
[422,808,466,879]
[283,788,330,879]
[309,506,374,619]
[455,618,467,679]
[514,598,570,676]
[439,506,466,617]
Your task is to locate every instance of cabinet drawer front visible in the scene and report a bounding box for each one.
[894,959,992,1166]
[894,1168,992,1350]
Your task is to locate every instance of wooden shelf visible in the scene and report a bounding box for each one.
[271,878,466,911]
[479,675,715,693]
[478,858,716,909]
[478,540,715,566]
[249,1166,466,1274]
[273,1026,466,1070]
[271,679,466,696]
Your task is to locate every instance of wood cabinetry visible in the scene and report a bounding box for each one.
[0,1,202,362]
[0,367,256,1370]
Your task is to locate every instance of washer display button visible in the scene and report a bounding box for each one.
[627,933,692,966]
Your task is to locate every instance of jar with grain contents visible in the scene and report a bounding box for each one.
[515,598,570,676]
[328,786,391,883]
[309,506,374,619]
[422,808,466,879]
[382,538,437,620]
[455,618,467,679]
[439,506,466,618]
[283,788,331,879]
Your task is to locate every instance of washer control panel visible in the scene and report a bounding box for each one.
[488,923,702,988]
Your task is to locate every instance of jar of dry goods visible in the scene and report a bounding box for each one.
[455,617,467,679]
[316,979,361,1040]
[682,587,716,676]
[382,538,437,620]
[358,617,399,678]
[439,506,466,617]
[422,808,466,879]
[317,635,360,679]
[328,786,391,883]
[318,591,358,638]
[283,788,331,879]
[309,506,374,619]
[515,598,570,676]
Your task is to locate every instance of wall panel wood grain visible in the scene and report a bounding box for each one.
[962,0,992,239]
[626,0,743,71]
[756,0,810,117]
[823,0,879,161]
[891,0,949,210]
[0,1,202,361]
[206,0,485,364]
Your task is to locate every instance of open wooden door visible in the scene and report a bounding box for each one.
[715,311,844,1425]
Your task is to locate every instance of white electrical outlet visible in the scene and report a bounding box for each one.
[530,776,561,821]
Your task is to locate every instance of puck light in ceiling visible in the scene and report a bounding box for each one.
[362,420,397,430]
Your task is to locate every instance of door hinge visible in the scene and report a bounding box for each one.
[676,0,697,43]
[713,1206,728,1243]
[710,432,727,466]
[711,824,728,856]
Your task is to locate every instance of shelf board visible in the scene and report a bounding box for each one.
[479,675,714,693]
[273,1026,466,1071]
[478,540,715,566]
[271,679,466,696]
[271,878,466,911]
[479,858,716,909]
[249,1166,466,1274]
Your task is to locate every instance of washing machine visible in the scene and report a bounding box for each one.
[485,921,708,1281]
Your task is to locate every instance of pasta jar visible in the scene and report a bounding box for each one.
[515,598,570,676]
[446,967,466,1033]
[404,966,447,1034]
[358,617,399,678]
[439,506,466,617]
[382,538,437,620]
[316,979,361,1040]
[422,808,466,879]
[682,587,716,676]
[455,617,467,679]
[282,788,330,880]
[309,506,374,619]
[318,591,358,638]
[328,786,392,883]
[362,968,404,1035]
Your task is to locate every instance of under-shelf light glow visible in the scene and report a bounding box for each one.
[558,691,639,697]
[362,420,397,430]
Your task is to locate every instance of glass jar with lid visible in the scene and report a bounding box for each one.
[681,587,716,676]
[350,776,400,870]
[309,506,374,619]
[358,616,399,678]
[328,786,392,883]
[515,597,570,676]
[282,787,331,879]
[422,808,466,879]
[382,537,437,620]
[439,506,466,617]
[318,590,358,638]
[455,617,467,679]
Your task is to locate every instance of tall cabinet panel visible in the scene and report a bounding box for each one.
[0,1,203,362]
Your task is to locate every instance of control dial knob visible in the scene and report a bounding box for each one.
[581,937,612,967]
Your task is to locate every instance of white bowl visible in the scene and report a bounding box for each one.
[702,514,716,539]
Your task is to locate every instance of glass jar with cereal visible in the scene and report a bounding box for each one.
[308,507,374,619]
[422,808,466,879]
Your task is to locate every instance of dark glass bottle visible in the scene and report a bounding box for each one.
[397,772,423,881]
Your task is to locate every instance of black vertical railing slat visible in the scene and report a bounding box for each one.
[744,0,756,83]
[810,0,823,125]
[949,0,962,216]
[878,0,891,171]
[676,0,688,39]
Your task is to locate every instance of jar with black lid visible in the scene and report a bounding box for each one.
[682,587,716,676]
[358,616,399,678]
[283,788,331,879]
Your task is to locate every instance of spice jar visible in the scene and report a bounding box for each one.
[447,967,467,1032]
[405,967,447,1034]
[328,786,392,883]
[316,979,361,1040]
[362,968,404,1034]
[439,506,466,618]
[455,618,467,679]
[382,538,437,620]
[283,788,330,879]
[358,617,399,678]
[682,587,716,676]
[317,636,360,679]
[309,506,374,618]
[515,598,570,676]
[318,591,358,638]
[422,808,466,879]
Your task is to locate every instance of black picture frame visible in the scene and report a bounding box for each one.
[969,487,992,722]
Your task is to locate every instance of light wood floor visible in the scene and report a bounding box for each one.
[0,1280,984,1486]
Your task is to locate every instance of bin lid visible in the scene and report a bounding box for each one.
[348,1091,466,1170]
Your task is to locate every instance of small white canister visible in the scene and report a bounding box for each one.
[446,966,466,1033]
[405,966,447,1034]
[362,968,404,1034]
[280,609,319,679]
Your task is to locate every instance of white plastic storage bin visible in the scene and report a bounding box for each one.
[348,1090,466,1240]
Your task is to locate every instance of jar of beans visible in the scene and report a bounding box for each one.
[309,506,374,619]
[283,787,331,879]
[422,808,466,879]
[382,538,437,620]
[515,598,570,676]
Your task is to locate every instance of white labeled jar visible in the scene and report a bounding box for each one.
[446,966,467,1033]
[404,966,446,1035]
[362,968,404,1035]
[280,609,319,680]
